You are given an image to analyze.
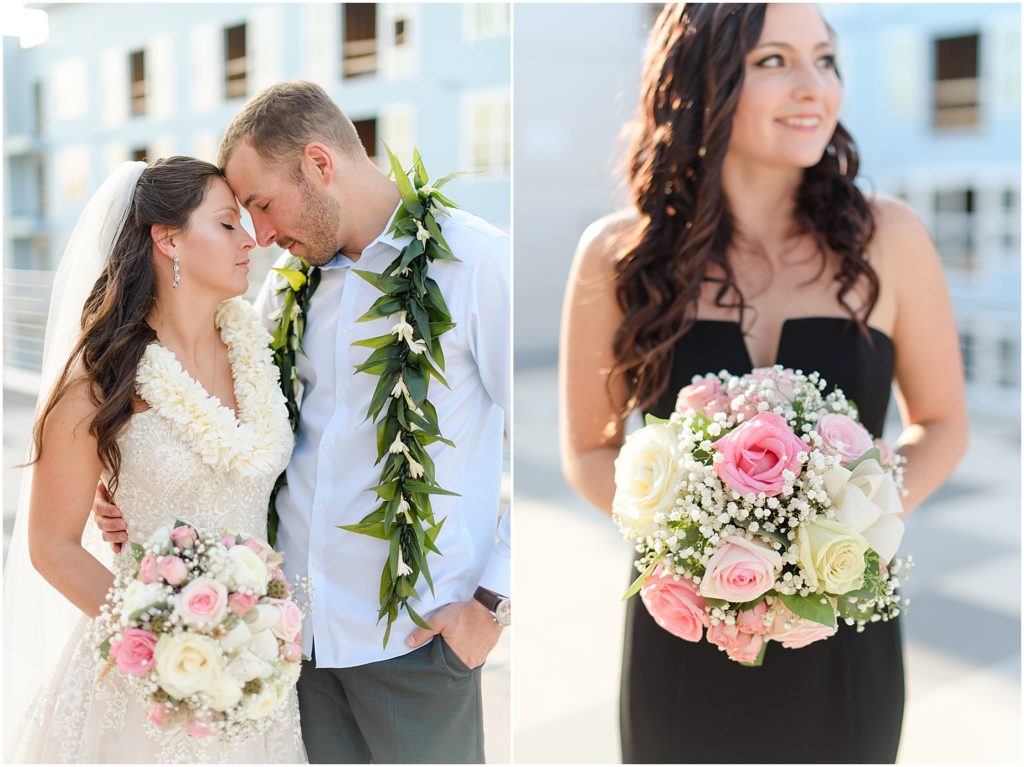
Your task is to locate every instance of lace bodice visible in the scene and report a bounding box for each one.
[109,408,285,547]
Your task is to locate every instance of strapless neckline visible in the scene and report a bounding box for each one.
[690,316,893,371]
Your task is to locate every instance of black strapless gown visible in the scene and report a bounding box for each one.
[620,318,905,764]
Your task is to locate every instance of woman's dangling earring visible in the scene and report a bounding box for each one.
[826,143,848,177]
[172,253,180,288]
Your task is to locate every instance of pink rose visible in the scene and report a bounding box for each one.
[735,600,768,634]
[177,578,228,628]
[714,411,806,496]
[676,375,729,418]
[171,525,197,550]
[110,628,157,676]
[185,722,217,739]
[157,556,188,586]
[271,599,303,642]
[700,534,782,603]
[873,438,896,466]
[147,703,171,728]
[282,642,303,663]
[228,592,258,616]
[639,567,709,642]
[243,538,264,556]
[766,602,837,649]
[220,535,236,549]
[706,622,764,663]
[817,414,873,466]
[139,555,160,584]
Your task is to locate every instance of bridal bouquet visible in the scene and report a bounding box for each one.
[614,366,912,666]
[95,522,312,742]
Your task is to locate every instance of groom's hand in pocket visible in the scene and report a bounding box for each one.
[92,481,129,554]
[405,599,502,670]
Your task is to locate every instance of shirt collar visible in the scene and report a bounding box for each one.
[319,202,410,272]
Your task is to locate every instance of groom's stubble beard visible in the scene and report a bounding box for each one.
[289,175,343,267]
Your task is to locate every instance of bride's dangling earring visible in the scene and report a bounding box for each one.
[826,143,848,177]
[172,252,180,288]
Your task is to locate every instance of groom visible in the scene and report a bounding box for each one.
[95,80,510,763]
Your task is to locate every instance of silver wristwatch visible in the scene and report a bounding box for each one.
[473,587,511,627]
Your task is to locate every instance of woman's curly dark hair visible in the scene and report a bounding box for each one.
[30,156,224,498]
[610,3,878,417]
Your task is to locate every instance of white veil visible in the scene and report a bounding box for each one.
[3,161,147,747]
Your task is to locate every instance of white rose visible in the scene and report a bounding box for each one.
[612,423,685,538]
[226,546,269,594]
[796,518,869,595]
[248,629,281,662]
[120,581,167,624]
[226,649,274,682]
[823,458,905,563]
[154,633,224,698]
[203,671,244,711]
[145,524,173,553]
[241,685,284,720]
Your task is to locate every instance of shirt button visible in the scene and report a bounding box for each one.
[342,327,350,337]
[337,387,346,397]
[314,503,324,514]
[312,560,321,571]
[323,444,332,456]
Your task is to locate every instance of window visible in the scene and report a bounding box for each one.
[959,332,974,381]
[466,3,509,40]
[932,187,976,272]
[997,337,1019,388]
[352,118,378,164]
[933,33,980,129]
[132,147,148,163]
[394,18,407,46]
[343,4,377,79]
[464,91,510,175]
[1001,187,1020,251]
[129,50,146,116]
[32,80,44,135]
[224,23,248,99]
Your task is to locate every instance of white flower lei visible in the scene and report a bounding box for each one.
[135,297,293,477]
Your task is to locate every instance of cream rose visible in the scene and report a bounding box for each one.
[612,423,686,538]
[226,545,270,594]
[796,518,869,595]
[154,633,224,699]
[823,458,905,563]
[203,671,244,712]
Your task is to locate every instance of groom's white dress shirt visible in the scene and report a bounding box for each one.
[254,207,510,669]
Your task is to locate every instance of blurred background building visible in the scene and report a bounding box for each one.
[514,3,1019,764]
[4,1,510,393]
[2,3,510,760]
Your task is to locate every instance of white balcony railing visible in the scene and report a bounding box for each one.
[3,269,53,396]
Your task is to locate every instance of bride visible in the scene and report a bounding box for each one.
[4,158,306,763]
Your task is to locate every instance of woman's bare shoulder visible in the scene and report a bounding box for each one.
[867,194,936,269]
[574,208,641,277]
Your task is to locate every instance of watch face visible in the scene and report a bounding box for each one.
[495,599,511,626]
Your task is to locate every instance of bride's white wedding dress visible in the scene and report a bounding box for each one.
[7,298,307,763]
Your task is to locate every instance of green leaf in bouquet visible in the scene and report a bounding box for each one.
[98,637,112,659]
[643,414,669,427]
[130,542,146,561]
[622,560,658,601]
[759,528,790,549]
[846,446,882,472]
[739,640,768,668]
[780,593,836,628]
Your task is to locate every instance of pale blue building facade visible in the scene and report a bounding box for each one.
[4,3,510,388]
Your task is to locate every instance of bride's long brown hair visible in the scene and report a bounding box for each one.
[611,3,878,417]
[30,157,224,497]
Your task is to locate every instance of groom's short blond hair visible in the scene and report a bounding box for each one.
[217,80,365,171]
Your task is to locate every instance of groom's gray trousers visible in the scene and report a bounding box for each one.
[297,636,485,763]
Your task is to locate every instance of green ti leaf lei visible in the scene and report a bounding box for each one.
[267,258,321,546]
[267,144,464,647]
[341,144,465,647]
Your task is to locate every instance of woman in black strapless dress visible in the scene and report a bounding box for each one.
[559,4,967,764]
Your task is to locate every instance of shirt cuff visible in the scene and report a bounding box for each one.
[477,547,510,598]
